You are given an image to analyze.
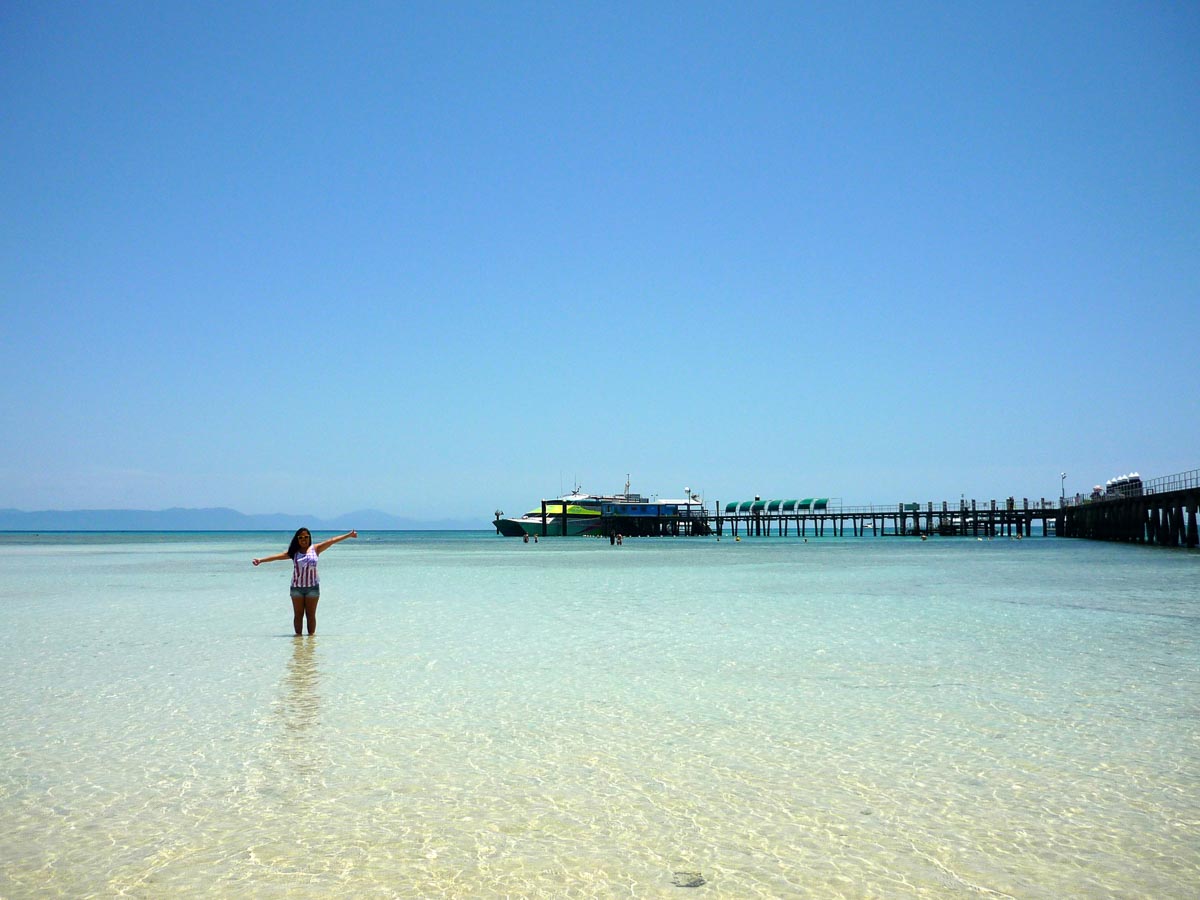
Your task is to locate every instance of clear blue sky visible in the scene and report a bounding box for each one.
[2,2,1197,522]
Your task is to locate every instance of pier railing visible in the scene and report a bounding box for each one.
[1144,468,1200,495]
[1063,467,1200,507]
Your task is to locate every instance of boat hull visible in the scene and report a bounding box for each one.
[494,518,528,537]
[496,515,600,537]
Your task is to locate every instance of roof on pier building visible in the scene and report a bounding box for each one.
[798,498,830,510]
[724,498,829,513]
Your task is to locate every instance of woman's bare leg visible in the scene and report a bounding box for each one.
[291,596,305,635]
[304,597,319,635]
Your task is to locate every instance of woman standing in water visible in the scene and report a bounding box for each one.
[253,528,357,635]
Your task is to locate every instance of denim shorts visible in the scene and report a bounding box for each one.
[290,585,320,600]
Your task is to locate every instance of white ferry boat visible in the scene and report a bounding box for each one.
[493,481,706,537]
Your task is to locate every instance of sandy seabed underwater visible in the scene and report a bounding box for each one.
[1,531,1198,898]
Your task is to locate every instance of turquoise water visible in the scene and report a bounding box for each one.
[1,531,1197,898]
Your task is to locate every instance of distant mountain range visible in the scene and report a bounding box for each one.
[0,507,479,531]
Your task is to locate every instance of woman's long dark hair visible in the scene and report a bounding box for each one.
[286,527,312,560]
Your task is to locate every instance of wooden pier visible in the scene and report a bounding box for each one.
[570,467,1199,548]
[1060,468,1200,548]
[712,497,1059,539]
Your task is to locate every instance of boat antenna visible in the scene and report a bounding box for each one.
[625,473,631,496]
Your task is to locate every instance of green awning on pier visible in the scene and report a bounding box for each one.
[726,498,827,514]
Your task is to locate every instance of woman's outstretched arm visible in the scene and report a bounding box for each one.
[315,530,358,554]
[252,552,290,566]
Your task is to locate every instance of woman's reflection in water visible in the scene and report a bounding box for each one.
[277,637,323,775]
[243,638,326,812]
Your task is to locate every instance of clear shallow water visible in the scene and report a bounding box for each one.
[1,532,1197,898]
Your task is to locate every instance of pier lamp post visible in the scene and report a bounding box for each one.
[1060,473,1067,505]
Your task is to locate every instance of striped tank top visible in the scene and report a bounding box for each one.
[291,547,319,588]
